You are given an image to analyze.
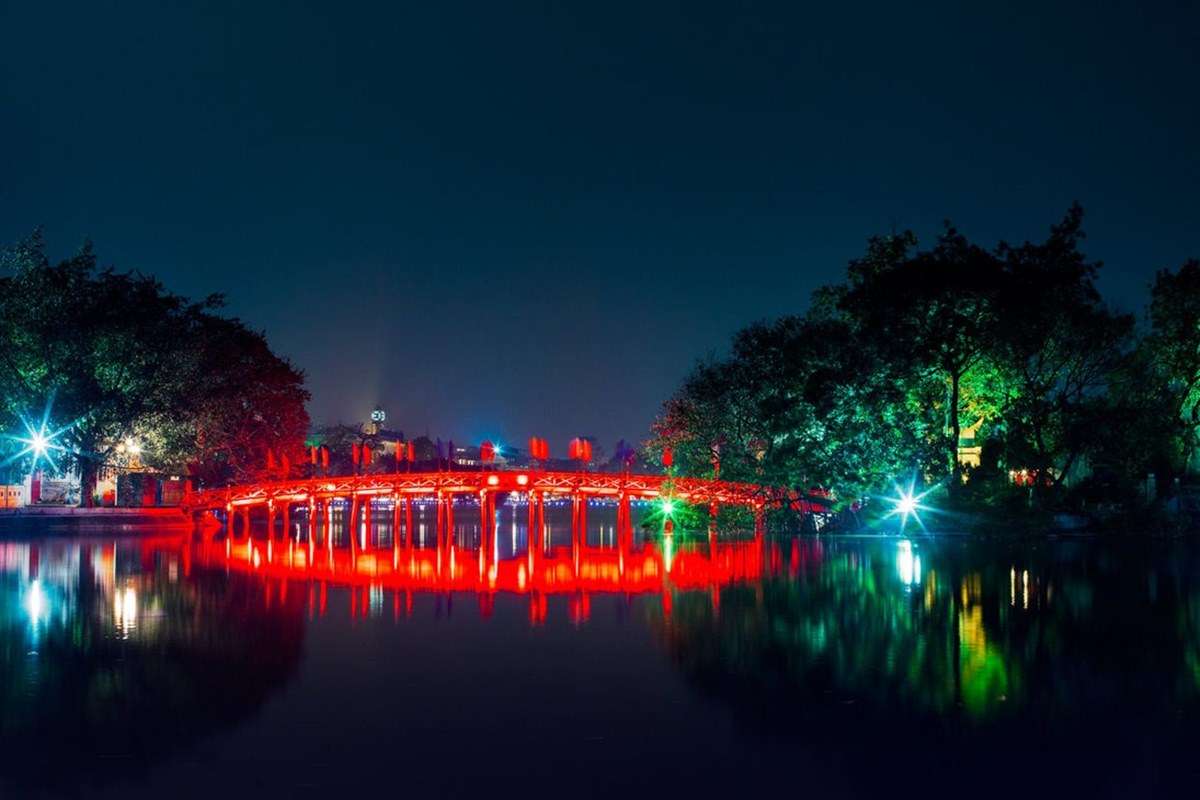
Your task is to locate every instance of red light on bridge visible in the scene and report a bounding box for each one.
[516,474,529,486]
[487,475,500,486]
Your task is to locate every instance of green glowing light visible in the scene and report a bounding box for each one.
[28,432,48,458]
[661,499,675,516]
[5,406,70,473]
[884,479,935,533]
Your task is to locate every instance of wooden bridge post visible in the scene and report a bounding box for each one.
[326,501,334,550]
[578,496,588,547]
[621,492,635,548]
[536,492,545,550]
[361,497,371,551]
[405,498,414,550]
[349,496,360,550]
[576,494,585,544]
[308,497,317,542]
[479,489,490,546]
[435,491,445,550]
[526,490,537,549]
[267,500,276,539]
[527,491,540,577]
[445,493,455,548]
[479,488,490,579]
[391,494,401,546]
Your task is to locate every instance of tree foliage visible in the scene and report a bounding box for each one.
[0,232,309,499]
[651,206,1185,515]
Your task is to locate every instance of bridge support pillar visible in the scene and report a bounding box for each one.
[362,498,371,550]
[578,496,587,546]
[392,495,401,546]
[479,489,491,545]
[307,498,317,542]
[618,492,632,547]
[241,506,251,538]
[435,492,444,549]
[527,490,536,549]
[536,492,545,550]
[479,489,491,579]
[571,493,581,544]
[527,491,540,577]
[326,501,334,549]
[267,501,276,539]
[405,498,414,549]
[281,502,290,539]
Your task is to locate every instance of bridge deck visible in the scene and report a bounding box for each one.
[183,468,772,512]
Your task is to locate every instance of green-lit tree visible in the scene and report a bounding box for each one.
[836,225,1009,495]
[1144,259,1200,472]
[651,205,1196,521]
[0,232,310,500]
[993,206,1134,501]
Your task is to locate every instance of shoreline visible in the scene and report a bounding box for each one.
[0,506,191,534]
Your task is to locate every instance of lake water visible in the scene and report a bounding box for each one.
[2,502,1199,798]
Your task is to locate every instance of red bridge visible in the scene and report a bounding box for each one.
[182,468,774,543]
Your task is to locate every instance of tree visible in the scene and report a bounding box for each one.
[1145,259,1200,473]
[994,206,1133,500]
[178,314,310,486]
[837,225,1008,495]
[0,233,309,501]
[650,205,1176,521]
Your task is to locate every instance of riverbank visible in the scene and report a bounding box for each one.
[0,507,191,535]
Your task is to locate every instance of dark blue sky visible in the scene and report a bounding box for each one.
[3,1,1197,449]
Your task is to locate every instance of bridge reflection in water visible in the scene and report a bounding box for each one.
[188,499,765,625]
[7,529,1200,797]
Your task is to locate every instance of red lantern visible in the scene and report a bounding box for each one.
[581,439,592,462]
[310,446,318,465]
[662,447,673,468]
[362,444,372,466]
[395,441,402,465]
[267,449,276,471]
[321,446,330,469]
[352,443,361,465]
[406,441,416,462]
[480,440,495,463]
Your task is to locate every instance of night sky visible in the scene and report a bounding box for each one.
[3,1,1197,449]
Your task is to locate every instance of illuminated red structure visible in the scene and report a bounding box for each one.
[182,516,765,624]
[182,468,775,546]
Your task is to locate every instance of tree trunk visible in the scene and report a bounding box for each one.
[948,371,962,498]
[80,458,97,508]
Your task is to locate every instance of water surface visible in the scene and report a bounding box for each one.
[3,504,1199,798]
